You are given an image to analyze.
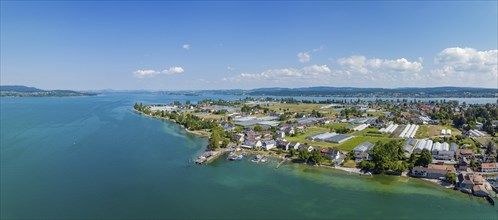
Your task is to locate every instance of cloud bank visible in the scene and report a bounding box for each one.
[133,66,184,78]
[223,47,497,87]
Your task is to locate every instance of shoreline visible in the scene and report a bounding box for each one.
[133,109,211,138]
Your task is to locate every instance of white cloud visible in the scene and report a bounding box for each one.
[182,44,190,50]
[133,70,161,78]
[297,46,324,63]
[221,47,497,88]
[297,52,311,63]
[303,64,331,73]
[163,66,184,74]
[431,47,497,79]
[223,65,332,82]
[336,55,423,81]
[133,66,184,78]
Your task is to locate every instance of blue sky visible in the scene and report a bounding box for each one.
[1,1,497,90]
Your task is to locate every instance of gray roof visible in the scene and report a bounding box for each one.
[353,142,375,152]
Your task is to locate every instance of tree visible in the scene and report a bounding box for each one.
[289,148,297,157]
[310,150,324,164]
[369,140,406,171]
[208,126,225,150]
[254,125,263,132]
[415,149,432,167]
[298,148,311,161]
[486,141,496,154]
[445,172,456,184]
[358,160,375,171]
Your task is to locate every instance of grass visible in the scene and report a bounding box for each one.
[427,125,461,137]
[352,127,387,137]
[284,126,335,147]
[283,125,402,152]
[198,114,226,120]
[342,160,356,168]
[415,125,429,139]
[336,136,402,151]
[327,123,350,130]
[267,103,329,114]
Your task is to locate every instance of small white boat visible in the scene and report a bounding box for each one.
[361,172,372,176]
[261,157,268,163]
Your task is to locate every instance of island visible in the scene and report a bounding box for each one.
[134,97,498,204]
[0,85,97,97]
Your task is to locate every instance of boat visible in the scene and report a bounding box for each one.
[361,172,372,176]
[261,157,268,163]
[229,154,243,161]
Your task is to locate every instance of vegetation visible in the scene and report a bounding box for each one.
[360,140,408,173]
[414,149,432,167]
[445,172,457,184]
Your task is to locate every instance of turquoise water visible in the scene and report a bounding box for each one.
[1,93,497,219]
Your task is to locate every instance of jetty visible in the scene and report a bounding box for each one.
[195,148,229,164]
[276,158,287,169]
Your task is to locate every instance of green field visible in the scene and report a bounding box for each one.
[351,127,388,137]
[327,123,350,130]
[415,125,429,139]
[336,136,402,151]
[284,126,334,147]
[283,125,401,152]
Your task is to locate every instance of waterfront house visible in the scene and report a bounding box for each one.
[480,163,498,172]
[262,140,276,151]
[411,164,456,179]
[277,140,289,151]
[457,173,487,195]
[473,185,488,197]
[243,137,262,149]
[354,152,370,162]
[288,142,300,150]
[298,144,313,152]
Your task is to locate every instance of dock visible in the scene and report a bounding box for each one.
[195,148,229,164]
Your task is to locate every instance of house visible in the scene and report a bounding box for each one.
[458,173,486,195]
[262,140,276,151]
[355,152,370,162]
[353,142,374,162]
[226,142,237,149]
[457,149,474,160]
[261,131,273,140]
[243,136,262,148]
[232,133,245,143]
[480,163,498,172]
[411,164,456,179]
[276,130,285,138]
[288,142,300,150]
[298,144,313,152]
[276,140,289,150]
[473,185,488,197]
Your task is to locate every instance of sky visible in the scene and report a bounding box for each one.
[1,1,497,90]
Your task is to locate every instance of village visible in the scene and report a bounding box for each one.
[134,97,498,203]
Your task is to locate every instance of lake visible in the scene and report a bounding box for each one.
[1,93,496,219]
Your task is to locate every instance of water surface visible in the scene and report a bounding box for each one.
[1,93,496,219]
